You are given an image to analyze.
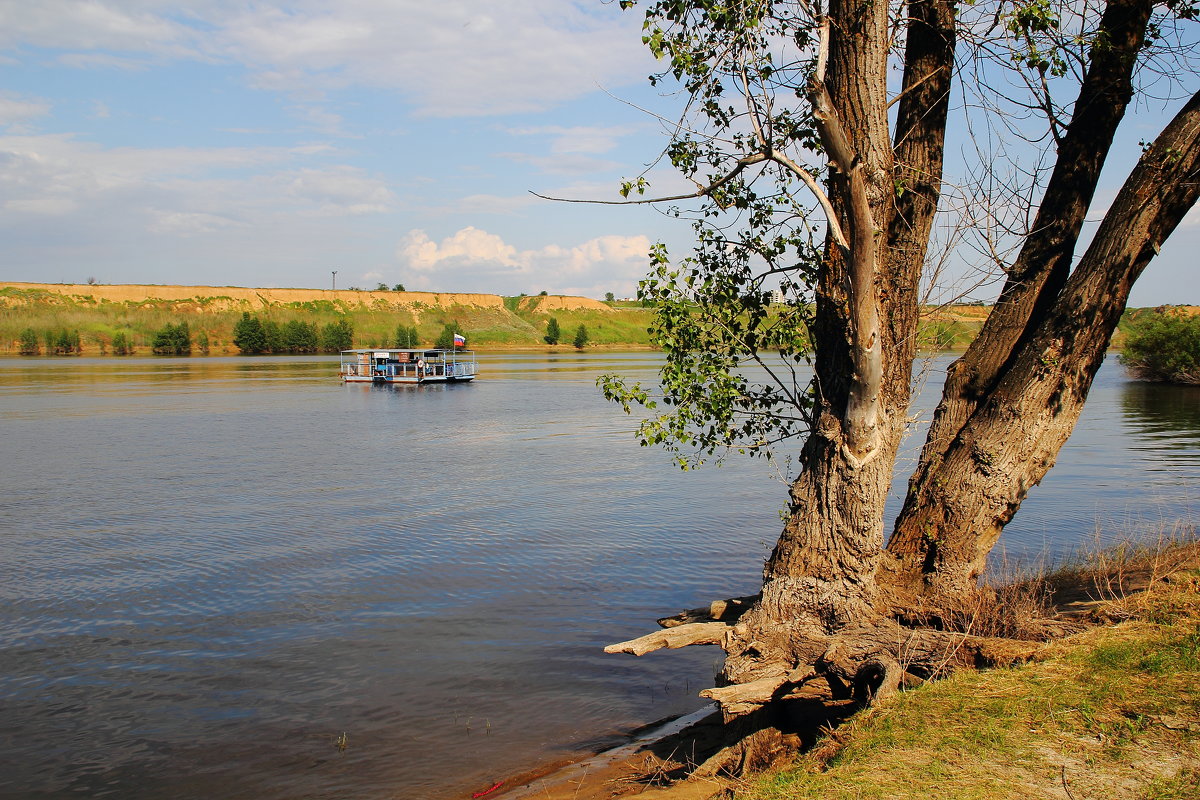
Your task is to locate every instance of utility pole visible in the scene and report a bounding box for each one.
[331,270,337,291]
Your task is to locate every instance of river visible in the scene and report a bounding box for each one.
[0,352,1195,799]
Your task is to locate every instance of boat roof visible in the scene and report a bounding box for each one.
[340,348,473,355]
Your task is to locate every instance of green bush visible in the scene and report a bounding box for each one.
[18,328,38,355]
[320,317,354,352]
[282,320,318,353]
[50,329,81,355]
[544,317,560,345]
[573,324,589,349]
[151,321,191,355]
[233,312,268,354]
[111,331,134,356]
[1120,310,1200,385]
[394,324,419,348]
[435,322,462,350]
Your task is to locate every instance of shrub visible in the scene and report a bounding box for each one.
[394,324,419,348]
[196,330,210,355]
[51,329,81,355]
[544,317,560,345]
[151,322,191,355]
[111,331,134,356]
[573,324,589,349]
[262,320,283,353]
[320,317,354,352]
[282,320,318,353]
[435,322,459,350]
[18,328,38,355]
[1121,310,1200,385]
[233,312,267,354]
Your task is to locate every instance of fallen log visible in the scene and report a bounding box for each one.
[657,595,760,628]
[604,621,730,656]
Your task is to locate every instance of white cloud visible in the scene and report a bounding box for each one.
[507,124,638,155]
[397,226,651,296]
[0,1,198,58]
[0,92,51,130]
[402,227,520,271]
[0,1,653,118]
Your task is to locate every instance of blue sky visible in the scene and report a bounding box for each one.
[0,1,1193,304]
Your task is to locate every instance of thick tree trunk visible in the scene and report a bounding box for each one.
[715,0,957,704]
[887,89,1200,594]
[886,0,1159,594]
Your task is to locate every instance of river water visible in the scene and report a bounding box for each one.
[0,352,1195,799]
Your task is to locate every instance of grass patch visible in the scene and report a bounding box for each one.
[736,543,1200,800]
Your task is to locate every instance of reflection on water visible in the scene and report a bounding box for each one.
[1121,380,1200,443]
[0,353,1194,799]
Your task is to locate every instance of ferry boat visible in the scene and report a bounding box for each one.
[340,348,477,384]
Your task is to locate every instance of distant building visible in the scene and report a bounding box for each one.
[770,289,785,305]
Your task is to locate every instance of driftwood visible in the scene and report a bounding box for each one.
[656,595,760,628]
[603,621,730,656]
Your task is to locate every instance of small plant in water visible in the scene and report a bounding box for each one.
[333,731,348,751]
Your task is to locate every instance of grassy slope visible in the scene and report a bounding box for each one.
[0,285,659,354]
[739,567,1200,800]
[0,283,1172,355]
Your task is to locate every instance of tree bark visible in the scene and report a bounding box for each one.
[886,0,1158,591]
[716,0,957,699]
[887,88,1200,593]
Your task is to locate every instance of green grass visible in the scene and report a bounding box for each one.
[0,289,659,354]
[738,568,1200,800]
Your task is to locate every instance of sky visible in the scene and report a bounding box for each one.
[0,0,1193,304]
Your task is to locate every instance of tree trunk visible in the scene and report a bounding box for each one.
[717,0,957,702]
[885,0,1158,594]
[887,88,1200,595]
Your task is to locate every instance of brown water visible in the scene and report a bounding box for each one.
[0,352,1195,799]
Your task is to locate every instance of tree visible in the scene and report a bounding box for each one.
[151,321,191,355]
[394,323,419,348]
[320,317,354,352]
[435,322,460,350]
[17,328,38,355]
[544,317,560,345]
[592,0,1200,762]
[233,312,267,354]
[50,329,81,355]
[281,320,318,353]
[111,331,133,356]
[605,292,615,302]
[1120,309,1200,384]
[573,324,589,349]
[393,283,406,292]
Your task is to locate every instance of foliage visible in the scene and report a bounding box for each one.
[601,244,814,467]
[111,331,134,356]
[394,324,420,348]
[262,320,283,353]
[319,317,354,352]
[393,283,406,292]
[435,322,458,349]
[1121,310,1200,384]
[195,330,210,355]
[282,320,318,353]
[573,324,589,349]
[544,317,560,345]
[233,312,267,354]
[47,329,81,355]
[605,292,615,302]
[17,328,38,355]
[151,321,191,355]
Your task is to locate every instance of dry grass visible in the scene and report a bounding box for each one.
[736,534,1200,800]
